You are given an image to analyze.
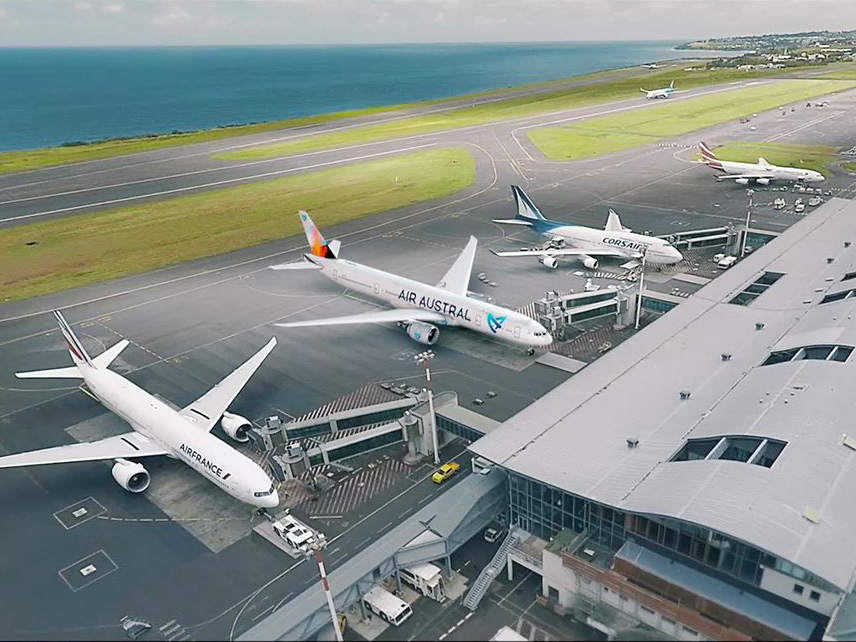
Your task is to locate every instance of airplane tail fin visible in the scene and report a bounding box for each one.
[699,141,722,169]
[604,209,624,233]
[16,310,96,379]
[758,157,772,168]
[669,80,675,89]
[299,210,339,259]
[640,88,650,94]
[491,185,561,233]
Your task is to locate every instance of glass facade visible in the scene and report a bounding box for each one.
[506,471,836,594]
[436,414,485,443]
[641,296,678,314]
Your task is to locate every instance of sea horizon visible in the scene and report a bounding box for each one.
[0,41,734,152]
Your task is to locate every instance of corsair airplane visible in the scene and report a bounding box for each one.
[699,141,825,185]
[491,186,683,269]
[641,80,674,99]
[0,312,280,508]
[271,212,552,348]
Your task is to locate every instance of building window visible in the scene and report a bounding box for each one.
[641,605,656,615]
[548,586,559,602]
[810,590,821,602]
[682,625,698,636]
[763,344,853,365]
[729,271,785,305]
[793,584,804,595]
[821,289,856,304]
[670,436,787,467]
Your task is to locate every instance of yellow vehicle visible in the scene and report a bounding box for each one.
[432,462,461,484]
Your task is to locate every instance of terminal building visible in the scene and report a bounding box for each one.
[471,198,856,641]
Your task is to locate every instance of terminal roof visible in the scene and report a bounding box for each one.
[472,198,856,591]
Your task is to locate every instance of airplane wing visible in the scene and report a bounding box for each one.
[181,337,277,432]
[437,236,477,295]
[490,247,626,259]
[275,307,447,329]
[270,260,321,271]
[0,432,168,469]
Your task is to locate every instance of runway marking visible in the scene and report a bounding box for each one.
[57,549,118,593]
[0,143,437,224]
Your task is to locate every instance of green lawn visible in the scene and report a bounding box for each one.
[700,142,839,175]
[527,79,856,161]
[0,147,475,301]
[212,67,833,162]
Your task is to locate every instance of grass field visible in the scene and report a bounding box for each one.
[699,142,839,175]
[527,79,856,161]
[214,68,828,162]
[0,147,474,301]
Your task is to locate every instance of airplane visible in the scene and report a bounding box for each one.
[490,186,683,270]
[0,311,280,509]
[699,141,825,185]
[641,80,674,99]
[271,212,553,348]
[643,63,662,70]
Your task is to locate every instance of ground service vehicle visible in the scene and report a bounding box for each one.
[362,585,413,626]
[399,563,446,602]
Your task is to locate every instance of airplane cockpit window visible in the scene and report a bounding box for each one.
[254,483,276,497]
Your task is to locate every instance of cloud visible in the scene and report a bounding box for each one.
[152,5,192,29]
[72,1,93,11]
[101,3,124,13]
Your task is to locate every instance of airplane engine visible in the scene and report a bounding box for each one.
[111,458,150,493]
[756,178,770,186]
[540,256,559,269]
[581,256,599,270]
[406,322,439,345]
[221,411,251,443]
[736,178,750,186]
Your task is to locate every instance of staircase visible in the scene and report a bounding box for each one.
[462,529,519,611]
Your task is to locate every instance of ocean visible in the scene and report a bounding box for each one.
[0,42,728,152]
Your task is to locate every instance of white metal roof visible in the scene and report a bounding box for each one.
[471,198,856,591]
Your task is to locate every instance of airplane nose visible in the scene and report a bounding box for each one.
[260,490,280,509]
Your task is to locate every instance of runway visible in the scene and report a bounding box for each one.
[2,73,856,640]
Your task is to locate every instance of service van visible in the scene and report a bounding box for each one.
[362,585,413,626]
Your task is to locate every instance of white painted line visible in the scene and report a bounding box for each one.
[163,623,182,636]
[57,549,118,592]
[456,618,465,627]
[0,143,436,225]
[160,620,177,631]
[465,612,473,620]
[438,634,447,641]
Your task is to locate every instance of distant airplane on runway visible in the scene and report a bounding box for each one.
[490,186,683,270]
[641,80,675,99]
[0,311,279,509]
[699,141,825,185]
[271,212,552,348]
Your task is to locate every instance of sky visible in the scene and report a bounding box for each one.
[0,0,854,47]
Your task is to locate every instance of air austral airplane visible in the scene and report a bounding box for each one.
[641,80,675,99]
[0,311,280,509]
[271,212,552,348]
[490,186,683,269]
[699,141,825,185]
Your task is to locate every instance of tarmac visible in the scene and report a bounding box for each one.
[2,73,856,641]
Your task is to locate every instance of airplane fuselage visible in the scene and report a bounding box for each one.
[711,160,824,183]
[314,257,552,347]
[544,225,682,265]
[83,366,277,508]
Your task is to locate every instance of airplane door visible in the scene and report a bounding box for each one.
[475,314,482,328]
[332,268,338,280]
[374,283,380,295]
[514,326,521,339]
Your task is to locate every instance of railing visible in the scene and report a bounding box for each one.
[462,530,519,611]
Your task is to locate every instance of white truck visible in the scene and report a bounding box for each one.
[362,585,413,627]
[399,563,446,603]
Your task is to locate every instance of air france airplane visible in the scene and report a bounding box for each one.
[271,212,552,348]
[0,312,280,509]
[491,186,683,269]
[699,141,825,185]
[641,80,674,99]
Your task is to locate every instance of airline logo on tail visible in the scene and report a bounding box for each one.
[54,310,93,366]
[699,142,724,171]
[300,211,338,259]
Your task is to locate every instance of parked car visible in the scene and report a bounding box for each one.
[484,523,507,543]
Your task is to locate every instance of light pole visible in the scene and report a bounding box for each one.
[634,248,648,331]
[415,350,440,465]
[742,188,754,258]
[307,540,343,642]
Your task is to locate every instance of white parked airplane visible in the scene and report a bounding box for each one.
[272,212,552,348]
[641,80,674,99]
[491,186,683,270]
[699,141,825,185]
[0,312,280,509]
